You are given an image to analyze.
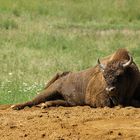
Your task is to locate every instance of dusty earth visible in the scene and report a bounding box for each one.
[0,105,140,140]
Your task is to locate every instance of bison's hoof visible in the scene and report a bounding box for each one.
[11,105,22,110]
[41,103,47,109]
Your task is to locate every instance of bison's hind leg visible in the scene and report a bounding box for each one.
[11,87,64,110]
[40,100,69,109]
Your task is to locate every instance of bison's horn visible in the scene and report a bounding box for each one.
[98,58,106,71]
[122,54,133,68]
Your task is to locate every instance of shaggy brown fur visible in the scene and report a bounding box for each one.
[11,48,140,110]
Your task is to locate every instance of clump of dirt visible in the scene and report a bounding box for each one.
[0,105,140,140]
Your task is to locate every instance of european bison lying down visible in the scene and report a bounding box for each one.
[11,48,140,110]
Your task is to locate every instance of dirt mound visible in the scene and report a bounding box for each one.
[0,105,140,140]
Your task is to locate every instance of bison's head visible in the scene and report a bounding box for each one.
[98,55,133,106]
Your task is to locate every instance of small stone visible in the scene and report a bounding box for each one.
[26,116,33,120]
[41,133,46,138]
[24,134,28,137]
[38,114,43,118]
[108,130,113,134]
[118,132,122,136]
[10,125,17,129]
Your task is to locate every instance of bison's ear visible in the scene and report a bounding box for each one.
[97,58,106,72]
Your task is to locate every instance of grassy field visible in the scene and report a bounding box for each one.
[0,0,140,104]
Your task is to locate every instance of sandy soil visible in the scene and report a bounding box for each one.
[0,105,140,140]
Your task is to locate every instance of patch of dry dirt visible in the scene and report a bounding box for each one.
[0,105,140,140]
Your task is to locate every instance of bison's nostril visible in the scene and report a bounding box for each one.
[106,87,116,92]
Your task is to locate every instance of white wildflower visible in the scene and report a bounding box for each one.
[23,89,27,92]
[8,72,13,76]
[23,82,27,86]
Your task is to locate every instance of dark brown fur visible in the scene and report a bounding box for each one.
[11,49,140,110]
[131,75,140,107]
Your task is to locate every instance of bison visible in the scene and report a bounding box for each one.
[11,48,140,110]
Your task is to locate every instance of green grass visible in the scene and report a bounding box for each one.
[0,0,140,104]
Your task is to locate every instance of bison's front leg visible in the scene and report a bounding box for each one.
[96,93,119,107]
[89,93,119,108]
[11,86,61,110]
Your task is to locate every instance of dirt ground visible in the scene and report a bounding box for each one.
[0,105,140,140]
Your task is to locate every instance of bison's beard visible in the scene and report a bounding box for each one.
[109,96,119,107]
